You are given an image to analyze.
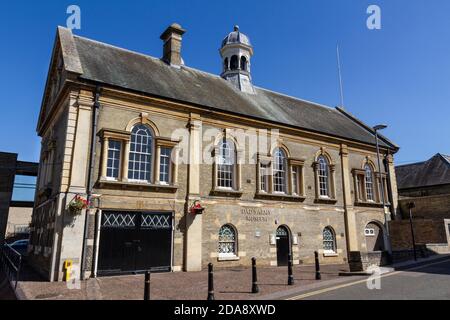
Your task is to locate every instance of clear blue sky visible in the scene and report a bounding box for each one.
[1,0,449,166]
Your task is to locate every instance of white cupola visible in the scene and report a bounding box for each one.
[220,25,254,94]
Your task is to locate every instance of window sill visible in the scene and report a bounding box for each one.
[255,193,306,202]
[98,179,178,193]
[354,201,385,208]
[210,188,243,198]
[314,198,338,205]
[323,252,339,257]
[218,256,240,262]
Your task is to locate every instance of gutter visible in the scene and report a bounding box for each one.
[80,86,101,280]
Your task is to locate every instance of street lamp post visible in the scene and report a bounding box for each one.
[408,202,417,261]
[373,125,392,255]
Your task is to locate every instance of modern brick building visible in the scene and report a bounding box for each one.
[29,24,400,281]
[0,152,38,244]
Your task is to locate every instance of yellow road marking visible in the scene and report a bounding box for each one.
[286,258,450,300]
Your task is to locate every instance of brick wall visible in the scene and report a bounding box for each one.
[389,219,447,250]
[398,194,450,220]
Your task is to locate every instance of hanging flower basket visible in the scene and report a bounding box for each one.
[68,195,90,215]
[190,200,205,215]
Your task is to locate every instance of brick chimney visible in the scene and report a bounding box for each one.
[160,23,186,67]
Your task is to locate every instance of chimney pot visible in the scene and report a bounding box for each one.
[160,23,186,67]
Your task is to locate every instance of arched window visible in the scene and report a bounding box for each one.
[230,55,239,70]
[273,148,287,193]
[323,227,336,253]
[218,224,237,257]
[128,124,153,181]
[240,56,247,71]
[318,155,329,197]
[223,57,228,71]
[217,139,236,189]
[365,164,374,201]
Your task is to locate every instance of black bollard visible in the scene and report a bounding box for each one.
[207,263,215,300]
[288,254,294,286]
[314,251,321,280]
[251,257,259,294]
[144,271,151,300]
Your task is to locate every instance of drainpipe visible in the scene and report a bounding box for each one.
[80,86,101,280]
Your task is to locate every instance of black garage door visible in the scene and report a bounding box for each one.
[98,211,173,275]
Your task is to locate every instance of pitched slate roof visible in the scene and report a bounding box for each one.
[55,27,397,149]
[395,154,450,190]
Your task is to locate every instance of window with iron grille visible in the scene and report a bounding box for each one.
[318,156,329,197]
[323,227,336,252]
[106,140,121,179]
[217,140,235,189]
[365,164,374,201]
[128,124,153,181]
[218,224,237,257]
[159,147,172,184]
[273,148,287,193]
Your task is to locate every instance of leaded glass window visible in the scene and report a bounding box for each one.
[273,148,287,193]
[365,164,374,201]
[218,225,237,256]
[323,227,336,252]
[318,156,329,197]
[276,226,289,237]
[106,140,121,179]
[128,124,153,181]
[159,147,172,184]
[217,139,235,189]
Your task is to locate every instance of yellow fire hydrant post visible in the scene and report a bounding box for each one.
[64,260,73,282]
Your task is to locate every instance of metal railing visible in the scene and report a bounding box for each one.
[0,244,22,290]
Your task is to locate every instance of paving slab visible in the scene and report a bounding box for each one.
[15,263,350,300]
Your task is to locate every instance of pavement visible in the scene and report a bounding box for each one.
[7,254,450,300]
[13,263,350,300]
[281,254,450,300]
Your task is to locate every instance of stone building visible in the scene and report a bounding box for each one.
[29,24,399,281]
[392,153,450,254]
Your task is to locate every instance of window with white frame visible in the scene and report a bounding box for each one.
[106,140,121,180]
[259,161,270,192]
[292,166,302,195]
[217,139,236,189]
[318,156,330,197]
[218,224,237,258]
[323,227,336,253]
[365,164,375,201]
[159,147,172,184]
[128,124,153,181]
[273,148,287,193]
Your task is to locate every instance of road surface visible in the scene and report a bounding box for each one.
[286,257,450,300]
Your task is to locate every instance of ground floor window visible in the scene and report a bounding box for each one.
[323,227,336,253]
[218,224,237,258]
